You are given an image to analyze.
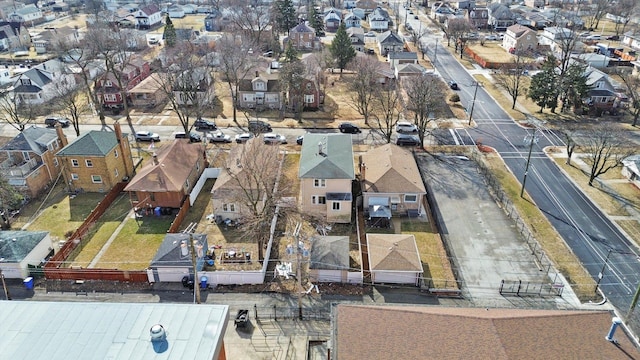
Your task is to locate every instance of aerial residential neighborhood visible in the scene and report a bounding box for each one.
[1,0,640,358]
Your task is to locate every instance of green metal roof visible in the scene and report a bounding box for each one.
[56,130,120,156]
[298,134,354,179]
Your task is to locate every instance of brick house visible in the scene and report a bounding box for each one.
[467,7,488,29]
[94,58,151,109]
[56,122,134,193]
[285,22,318,51]
[0,125,67,198]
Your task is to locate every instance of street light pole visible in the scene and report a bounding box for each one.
[520,129,539,198]
[595,249,613,294]
[468,81,479,126]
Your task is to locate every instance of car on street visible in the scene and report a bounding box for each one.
[206,131,232,143]
[396,134,420,146]
[248,120,272,133]
[606,35,620,41]
[193,118,217,130]
[296,135,304,145]
[135,131,160,142]
[174,131,202,142]
[396,121,418,133]
[448,81,459,90]
[44,116,71,128]
[235,133,254,143]
[485,34,497,41]
[366,48,375,55]
[339,122,361,134]
[585,34,601,41]
[263,133,287,144]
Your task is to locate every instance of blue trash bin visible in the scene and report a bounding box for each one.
[200,276,208,289]
[23,277,34,290]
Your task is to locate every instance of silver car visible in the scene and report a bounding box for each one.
[135,131,160,142]
[207,131,232,143]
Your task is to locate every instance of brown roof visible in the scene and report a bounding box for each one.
[366,234,422,272]
[361,144,426,194]
[124,140,202,192]
[335,306,640,360]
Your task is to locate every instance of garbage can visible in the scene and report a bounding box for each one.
[200,276,208,289]
[154,207,161,217]
[23,277,34,290]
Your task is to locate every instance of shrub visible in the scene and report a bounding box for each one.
[450,94,460,103]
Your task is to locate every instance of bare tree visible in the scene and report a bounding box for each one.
[581,126,636,186]
[227,4,272,46]
[408,27,428,46]
[446,18,472,58]
[348,56,379,125]
[0,173,24,229]
[616,67,640,127]
[216,34,260,123]
[495,52,532,110]
[0,90,34,131]
[52,80,89,137]
[584,0,611,30]
[221,139,287,259]
[609,0,638,36]
[401,74,446,147]
[372,81,401,143]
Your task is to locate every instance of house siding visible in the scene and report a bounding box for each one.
[300,178,352,223]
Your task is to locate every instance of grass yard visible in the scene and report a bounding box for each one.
[282,153,301,198]
[482,153,598,301]
[468,43,515,63]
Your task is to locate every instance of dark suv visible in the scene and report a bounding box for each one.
[193,118,217,130]
[44,116,71,128]
[248,120,272,133]
[396,134,420,146]
[338,122,361,134]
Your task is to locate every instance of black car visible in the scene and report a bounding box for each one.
[606,35,620,41]
[339,122,361,134]
[448,81,459,90]
[44,116,71,128]
[193,118,217,130]
[396,134,420,147]
[248,120,272,133]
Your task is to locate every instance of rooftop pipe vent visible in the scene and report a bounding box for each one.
[150,324,166,342]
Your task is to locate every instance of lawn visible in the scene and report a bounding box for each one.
[482,153,598,301]
[468,42,515,63]
[282,153,301,198]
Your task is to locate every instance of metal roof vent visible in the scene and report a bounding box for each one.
[150,324,166,342]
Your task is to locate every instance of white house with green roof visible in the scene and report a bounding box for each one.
[0,230,51,278]
[56,123,134,193]
[298,134,354,223]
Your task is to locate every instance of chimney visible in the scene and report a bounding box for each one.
[605,317,622,342]
[317,142,323,155]
[255,70,258,77]
[55,124,68,147]
[114,121,122,143]
[152,152,159,165]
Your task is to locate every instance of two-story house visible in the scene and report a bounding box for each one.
[539,26,575,54]
[467,7,488,29]
[298,134,354,223]
[584,67,622,111]
[0,0,25,20]
[56,123,134,193]
[368,7,389,32]
[346,27,365,52]
[134,4,162,30]
[502,24,537,54]
[8,4,42,25]
[0,21,29,52]
[377,31,404,55]
[324,8,342,32]
[12,67,76,105]
[0,125,67,197]
[33,26,80,55]
[285,22,318,51]
[237,70,280,110]
[173,67,215,106]
[344,12,362,28]
[487,3,516,31]
[94,58,151,109]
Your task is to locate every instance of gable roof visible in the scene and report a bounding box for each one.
[487,3,514,20]
[13,68,53,90]
[334,306,638,360]
[56,130,120,157]
[623,155,640,177]
[309,235,350,270]
[377,31,403,45]
[124,140,202,193]
[290,22,314,34]
[1,126,58,155]
[395,63,425,74]
[0,230,48,262]
[366,233,422,272]
[139,4,160,15]
[298,134,354,179]
[360,144,426,194]
[506,24,535,38]
[150,233,207,268]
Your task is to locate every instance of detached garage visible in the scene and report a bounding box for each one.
[309,236,351,283]
[148,233,207,282]
[0,230,51,279]
[366,233,423,286]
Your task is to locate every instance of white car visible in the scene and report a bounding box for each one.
[396,121,418,134]
[263,133,287,144]
[485,35,498,41]
[206,131,232,143]
[235,133,253,143]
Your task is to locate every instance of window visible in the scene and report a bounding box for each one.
[254,81,265,90]
[150,193,155,201]
[71,173,79,180]
[22,151,30,160]
[313,179,326,188]
[404,194,418,202]
[105,80,112,87]
[243,94,255,102]
[222,203,236,212]
[114,149,118,158]
[312,196,326,205]
[71,159,79,167]
[53,158,59,167]
[114,168,119,177]
[304,94,314,103]
[332,202,340,211]
[104,94,117,102]
[91,175,102,183]
[85,159,93,167]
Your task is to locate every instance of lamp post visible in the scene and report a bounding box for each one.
[595,249,613,294]
[468,81,479,126]
[520,129,539,198]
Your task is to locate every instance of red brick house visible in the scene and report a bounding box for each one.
[285,22,319,51]
[94,58,151,109]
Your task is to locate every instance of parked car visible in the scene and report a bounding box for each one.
[396,134,420,146]
[414,15,419,19]
[44,116,71,128]
[174,131,202,142]
[396,121,418,133]
[206,131,232,143]
[135,131,160,142]
[235,133,254,143]
[585,34,601,41]
[339,122,361,134]
[366,48,376,55]
[263,133,287,144]
[606,35,620,41]
[248,120,272,133]
[485,34,497,41]
[194,118,217,130]
[448,81,459,90]
[365,31,376,37]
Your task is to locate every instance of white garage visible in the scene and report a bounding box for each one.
[366,233,423,286]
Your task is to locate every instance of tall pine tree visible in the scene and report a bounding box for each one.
[272,0,296,35]
[163,15,177,47]
[528,56,558,113]
[308,5,324,37]
[329,23,356,74]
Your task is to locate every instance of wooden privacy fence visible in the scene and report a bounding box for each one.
[167,195,190,233]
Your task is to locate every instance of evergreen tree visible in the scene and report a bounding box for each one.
[272,0,297,35]
[527,56,558,113]
[308,5,325,37]
[559,63,591,113]
[329,23,356,73]
[163,15,177,47]
[280,43,305,121]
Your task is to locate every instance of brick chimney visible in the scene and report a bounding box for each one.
[114,121,123,143]
[55,124,68,148]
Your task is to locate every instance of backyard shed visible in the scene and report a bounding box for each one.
[309,235,352,283]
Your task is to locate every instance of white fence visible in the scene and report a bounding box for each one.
[189,167,220,206]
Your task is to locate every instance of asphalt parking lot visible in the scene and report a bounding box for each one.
[416,153,566,308]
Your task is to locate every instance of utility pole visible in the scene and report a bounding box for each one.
[293,222,303,320]
[468,81,479,126]
[520,129,539,198]
[595,249,613,294]
[189,233,201,304]
[1,269,10,300]
[628,281,640,319]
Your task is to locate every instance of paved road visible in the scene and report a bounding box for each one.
[421,25,640,315]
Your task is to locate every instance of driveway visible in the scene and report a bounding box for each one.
[416,153,557,307]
